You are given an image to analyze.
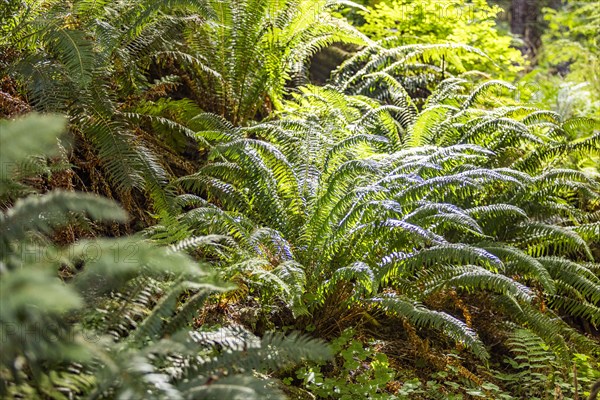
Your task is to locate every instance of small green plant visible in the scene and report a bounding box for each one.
[293,328,522,400]
[295,329,397,399]
[495,329,600,400]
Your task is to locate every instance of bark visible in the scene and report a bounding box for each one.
[510,0,542,56]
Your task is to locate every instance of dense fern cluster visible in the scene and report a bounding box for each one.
[0,115,329,399]
[1,0,599,398]
[171,80,599,361]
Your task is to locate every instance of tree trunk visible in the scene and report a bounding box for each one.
[510,0,542,57]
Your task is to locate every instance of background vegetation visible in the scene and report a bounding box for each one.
[1,0,598,399]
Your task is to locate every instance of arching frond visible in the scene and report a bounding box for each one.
[369,295,489,361]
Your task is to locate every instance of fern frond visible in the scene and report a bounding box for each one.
[318,261,376,304]
[482,245,555,294]
[46,28,95,88]
[462,80,516,109]
[539,257,600,304]
[518,222,594,261]
[431,265,534,302]
[369,294,489,360]
[0,113,66,167]
[380,244,504,283]
[0,191,127,255]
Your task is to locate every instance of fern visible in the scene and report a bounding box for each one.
[1,114,329,399]
[369,295,489,361]
[177,78,599,364]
